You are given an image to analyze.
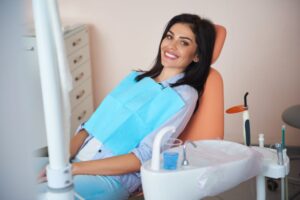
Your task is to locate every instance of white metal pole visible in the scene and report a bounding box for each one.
[32,0,72,189]
[47,0,73,160]
[256,175,266,200]
[281,178,285,200]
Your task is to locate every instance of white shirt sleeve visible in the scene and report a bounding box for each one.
[131,85,198,165]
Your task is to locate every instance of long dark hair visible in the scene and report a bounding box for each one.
[135,13,216,99]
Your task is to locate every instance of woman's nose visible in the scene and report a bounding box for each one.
[167,40,177,50]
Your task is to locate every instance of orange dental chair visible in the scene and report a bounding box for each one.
[130,24,227,200]
[179,24,226,142]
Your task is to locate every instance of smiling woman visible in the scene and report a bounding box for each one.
[38,13,216,200]
[160,23,199,76]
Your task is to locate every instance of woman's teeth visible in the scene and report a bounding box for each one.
[165,52,178,59]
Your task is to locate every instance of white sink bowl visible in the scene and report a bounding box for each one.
[141,140,262,200]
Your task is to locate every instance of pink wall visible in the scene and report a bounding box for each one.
[27,0,300,146]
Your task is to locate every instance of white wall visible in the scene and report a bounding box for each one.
[27,0,300,146]
[1,1,36,199]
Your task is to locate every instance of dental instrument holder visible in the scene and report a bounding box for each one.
[275,143,284,165]
[243,92,251,146]
[253,143,289,200]
[226,92,251,146]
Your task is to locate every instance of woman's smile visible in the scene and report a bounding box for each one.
[160,23,198,72]
[164,51,179,60]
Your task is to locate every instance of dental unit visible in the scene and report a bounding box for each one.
[141,125,290,200]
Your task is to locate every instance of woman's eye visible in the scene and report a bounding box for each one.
[181,41,189,46]
[166,34,172,40]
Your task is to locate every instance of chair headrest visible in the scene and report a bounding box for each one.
[211,25,227,65]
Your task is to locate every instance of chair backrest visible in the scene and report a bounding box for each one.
[179,25,226,141]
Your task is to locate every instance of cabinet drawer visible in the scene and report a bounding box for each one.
[68,46,90,71]
[65,28,89,55]
[69,78,92,108]
[70,96,94,136]
[71,61,91,89]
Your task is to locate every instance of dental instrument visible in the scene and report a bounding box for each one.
[275,143,287,200]
[226,92,251,146]
[275,143,284,165]
[182,140,197,166]
[281,125,286,149]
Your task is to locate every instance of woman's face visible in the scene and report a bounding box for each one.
[160,23,198,72]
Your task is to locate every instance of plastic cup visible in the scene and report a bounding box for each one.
[162,138,182,170]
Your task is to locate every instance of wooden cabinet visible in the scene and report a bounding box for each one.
[24,25,94,150]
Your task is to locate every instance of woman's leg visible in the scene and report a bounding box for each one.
[73,175,130,200]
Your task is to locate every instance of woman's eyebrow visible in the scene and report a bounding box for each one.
[167,30,174,35]
[168,30,193,42]
[180,36,193,42]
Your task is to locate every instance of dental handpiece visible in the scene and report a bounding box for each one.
[275,143,284,165]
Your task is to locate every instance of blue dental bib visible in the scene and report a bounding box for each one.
[83,71,185,155]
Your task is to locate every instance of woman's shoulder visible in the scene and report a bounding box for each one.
[173,85,198,103]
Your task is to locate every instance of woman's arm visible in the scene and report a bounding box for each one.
[71,86,197,176]
[70,129,89,159]
[72,153,141,176]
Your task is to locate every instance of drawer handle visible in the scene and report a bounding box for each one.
[75,72,85,82]
[76,90,85,100]
[77,110,87,121]
[73,55,83,64]
[72,38,82,47]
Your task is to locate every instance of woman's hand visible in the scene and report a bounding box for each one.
[37,166,47,183]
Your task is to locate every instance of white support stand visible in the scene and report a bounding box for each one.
[256,175,266,200]
[32,0,73,192]
[252,147,289,200]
